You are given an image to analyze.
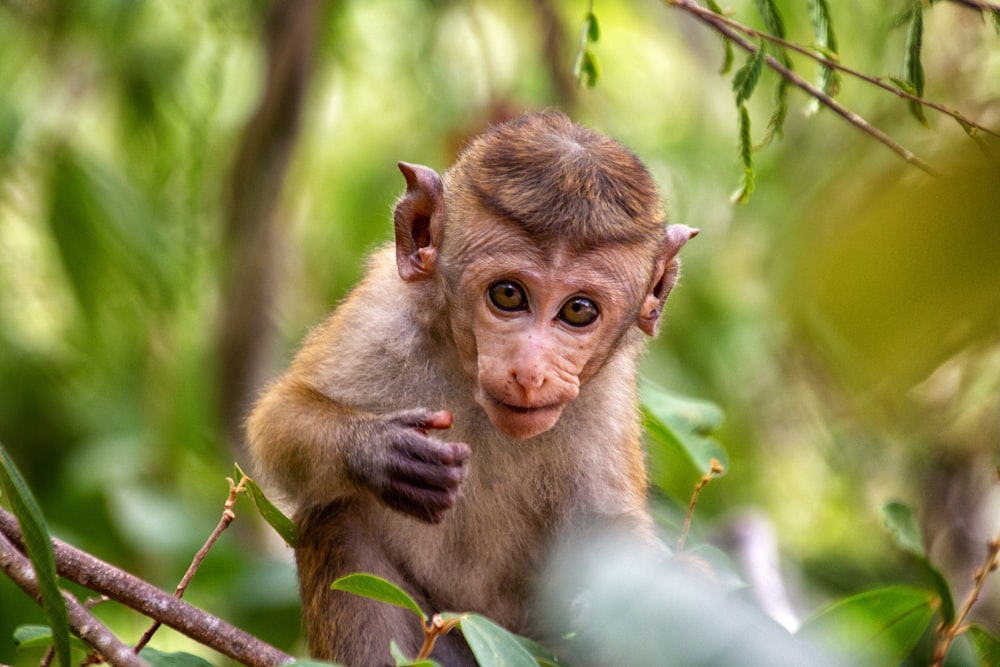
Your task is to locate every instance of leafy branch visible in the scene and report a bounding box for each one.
[0,471,295,667]
[660,0,999,199]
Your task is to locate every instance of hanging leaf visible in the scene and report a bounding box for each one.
[573,9,602,88]
[732,40,766,105]
[733,103,755,204]
[0,444,72,667]
[807,0,841,114]
[797,586,937,666]
[331,573,426,621]
[706,0,735,74]
[762,79,789,145]
[903,6,928,125]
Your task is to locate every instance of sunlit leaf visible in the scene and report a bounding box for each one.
[797,586,937,667]
[640,380,727,480]
[331,573,426,621]
[455,614,538,667]
[0,444,71,667]
[235,463,298,547]
[883,501,955,623]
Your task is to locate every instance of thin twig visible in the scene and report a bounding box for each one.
[668,0,937,174]
[0,507,294,667]
[0,531,147,667]
[946,0,1000,13]
[682,0,999,138]
[931,534,1000,666]
[677,458,725,551]
[132,477,246,654]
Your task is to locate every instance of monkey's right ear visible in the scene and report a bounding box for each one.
[394,162,444,282]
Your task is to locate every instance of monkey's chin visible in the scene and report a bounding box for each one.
[484,401,565,440]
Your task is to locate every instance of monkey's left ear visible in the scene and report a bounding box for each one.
[394,162,444,282]
[637,224,699,336]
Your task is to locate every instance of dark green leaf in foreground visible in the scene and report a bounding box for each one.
[967,625,1000,666]
[12,626,87,654]
[236,463,299,547]
[902,6,927,124]
[797,585,937,667]
[453,614,538,667]
[331,573,426,621]
[0,444,71,667]
[138,647,216,667]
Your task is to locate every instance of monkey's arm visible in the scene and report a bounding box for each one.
[246,366,470,524]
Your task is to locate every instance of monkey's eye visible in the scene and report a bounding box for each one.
[559,297,599,327]
[488,281,528,312]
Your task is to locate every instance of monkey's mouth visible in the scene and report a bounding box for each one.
[496,400,562,415]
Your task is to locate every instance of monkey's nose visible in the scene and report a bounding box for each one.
[512,367,546,394]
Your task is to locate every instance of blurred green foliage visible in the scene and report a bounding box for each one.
[0,0,998,664]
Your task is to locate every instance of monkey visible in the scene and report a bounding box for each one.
[246,110,697,666]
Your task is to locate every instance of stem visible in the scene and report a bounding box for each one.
[677,458,725,551]
[931,534,1000,666]
[668,0,938,174]
[416,615,462,661]
[133,477,246,654]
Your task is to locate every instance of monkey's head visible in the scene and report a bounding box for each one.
[393,111,697,440]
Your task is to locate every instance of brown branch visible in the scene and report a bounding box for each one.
[680,1,999,139]
[668,0,936,174]
[0,507,295,667]
[946,0,1000,13]
[0,531,147,667]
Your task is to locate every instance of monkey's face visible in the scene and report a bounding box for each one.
[445,229,648,441]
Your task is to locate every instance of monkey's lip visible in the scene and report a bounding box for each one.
[494,399,563,415]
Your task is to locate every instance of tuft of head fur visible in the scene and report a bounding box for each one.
[447,111,666,253]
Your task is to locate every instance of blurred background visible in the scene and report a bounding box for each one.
[0,0,997,664]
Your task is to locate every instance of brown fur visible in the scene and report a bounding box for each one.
[246,111,696,666]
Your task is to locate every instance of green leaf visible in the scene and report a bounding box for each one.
[574,50,600,88]
[455,614,538,667]
[967,625,1000,666]
[762,79,789,145]
[903,6,928,124]
[12,626,88,654]
[732,103,755,204]
[235,463,299,547]
[752,0,791,67]
[882,501,955,623]
[331,573,426,621]
[640,380,727,480]
[585,11,600,43]
[807,0,841,112]
[390,641,439,667]
[706,0,734,74]
[732,41,766,105]
[797,586,937,667]
[138,647,216,667]
[0,444,71,667]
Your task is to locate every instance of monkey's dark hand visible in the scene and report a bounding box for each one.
[364,409,471,524]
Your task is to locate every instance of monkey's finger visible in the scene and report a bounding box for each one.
[386,408,454,432]
[381,479,460,524]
